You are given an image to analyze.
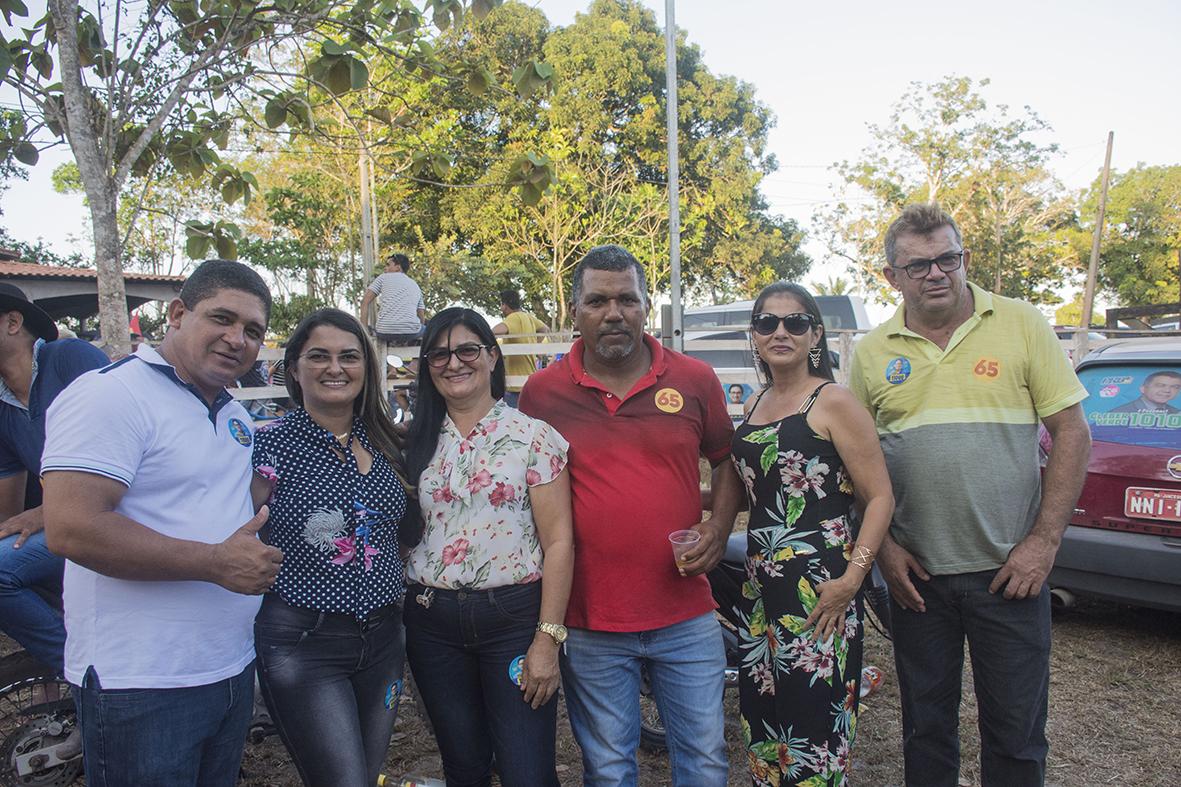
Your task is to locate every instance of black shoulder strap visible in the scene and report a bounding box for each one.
[742,386,770,425]
[798,381,835,415]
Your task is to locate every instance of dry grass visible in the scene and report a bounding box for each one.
[235,598,1181,786]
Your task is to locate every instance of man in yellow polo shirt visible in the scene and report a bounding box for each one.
[849,204,1091,787]
[493,289,548,407]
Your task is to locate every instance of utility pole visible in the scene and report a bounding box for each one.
[664,0,683,352]
[358,149,376,278]
[1077,131,1114,361]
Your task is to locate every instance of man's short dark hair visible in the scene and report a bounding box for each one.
[499,289,522,310]
[571,245,649,307]
[1145,370,1181,385]
[884,203,964,266]
[179,259,272,322]
[387,253,410,272]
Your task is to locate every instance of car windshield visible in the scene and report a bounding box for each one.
[1078,363,1181,449]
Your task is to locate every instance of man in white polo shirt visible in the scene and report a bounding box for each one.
[359,252,426,345]
[41,259,283,787]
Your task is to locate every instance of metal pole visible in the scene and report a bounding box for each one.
[664,0,683,352]
[1080,131,1114,330]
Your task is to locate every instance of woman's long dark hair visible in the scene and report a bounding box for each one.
[284,309,422,546]
[404,308,506,487]
[750,282,835,385]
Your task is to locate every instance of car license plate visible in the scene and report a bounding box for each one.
[1124,487,1181,523]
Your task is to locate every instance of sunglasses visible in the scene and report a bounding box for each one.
[750,312,818,336]
[424,343,492,368]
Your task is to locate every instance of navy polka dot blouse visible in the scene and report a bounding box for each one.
[252,408,407,618]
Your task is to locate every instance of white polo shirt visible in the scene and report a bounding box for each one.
[42,345,261,689]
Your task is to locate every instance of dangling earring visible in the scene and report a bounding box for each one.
[809,346,822,369]
[750,339,766,387]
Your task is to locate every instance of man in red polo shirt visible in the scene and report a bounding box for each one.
[519,245,741,786]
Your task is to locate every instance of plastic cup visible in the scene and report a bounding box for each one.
[669,529,701,565]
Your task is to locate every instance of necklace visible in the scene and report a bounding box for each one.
[333,430,352,445]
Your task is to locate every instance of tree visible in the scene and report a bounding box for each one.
[822,76,1076,305]
[0,0,551,352]
[448,0,809,325]
[813,275,852,296]
[1054,293,1102,327]
[1078,164,1181,307]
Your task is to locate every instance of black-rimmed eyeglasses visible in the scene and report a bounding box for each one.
[750,312,818,336]
[424,343,492,368]
[891,251,964,280]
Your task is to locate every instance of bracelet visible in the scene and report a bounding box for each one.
[851,545,875,570]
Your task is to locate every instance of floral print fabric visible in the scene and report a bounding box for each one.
[731,394,863,786]
[407,400,569,590]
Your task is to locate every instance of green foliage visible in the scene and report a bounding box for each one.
[447,0,809,324]
[823,76,1075,305]
[1077,164,1181,307]
[1054,293,1102,327]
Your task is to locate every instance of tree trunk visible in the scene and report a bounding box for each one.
[91,190,131,356]
[48,0,130,357]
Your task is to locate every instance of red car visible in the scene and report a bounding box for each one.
[1044,337,1181,612]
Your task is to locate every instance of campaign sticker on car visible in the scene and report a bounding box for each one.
[1124,487,1181,523]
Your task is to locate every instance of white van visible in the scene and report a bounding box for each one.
[680,295,873,370]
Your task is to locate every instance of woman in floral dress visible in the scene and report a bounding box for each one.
[732,283,894,786]
[403,308,574,787]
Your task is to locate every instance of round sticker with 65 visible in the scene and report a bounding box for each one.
[655,387,684,413]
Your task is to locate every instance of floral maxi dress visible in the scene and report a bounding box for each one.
[731,382,863,787]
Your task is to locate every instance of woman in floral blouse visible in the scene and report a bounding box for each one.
[250,309,421,787]
[404,308,574,787]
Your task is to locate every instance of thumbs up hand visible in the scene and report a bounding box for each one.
[209,505,284,595]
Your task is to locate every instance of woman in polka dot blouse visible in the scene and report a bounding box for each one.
[249,309,422,787]
[403,308,574,787]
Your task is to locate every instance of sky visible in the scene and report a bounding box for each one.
[2,0,1178,317]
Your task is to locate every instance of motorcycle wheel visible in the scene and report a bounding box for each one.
[0,651,81,787]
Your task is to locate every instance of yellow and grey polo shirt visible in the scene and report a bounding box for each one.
[849,283,1087,575]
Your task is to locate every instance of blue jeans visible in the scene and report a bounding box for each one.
[0,531,65,674]
[561,612,728,787]
[75,662,254,787]
[891,570,1051,787]
[404,581,558,787]
[255,594,406,787]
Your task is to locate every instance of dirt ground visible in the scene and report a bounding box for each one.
[235,597,1181,787]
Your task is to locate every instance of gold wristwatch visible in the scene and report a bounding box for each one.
[537,621,568,645]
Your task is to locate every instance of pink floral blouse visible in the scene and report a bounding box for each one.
[406,400,569,590]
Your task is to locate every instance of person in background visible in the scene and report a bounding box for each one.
[360,253,426,346]
[519,245,741,786]
[492,289,548,408]
[733,281,894,785]
[42,259,283,787]
[404,308,574,787]
[0,283,109,678]
[849,204,1091,786]
[250,309,418,787]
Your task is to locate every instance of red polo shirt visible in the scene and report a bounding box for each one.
[519,334,733,631]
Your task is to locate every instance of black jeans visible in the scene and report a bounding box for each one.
[254,594,406,787]
[404,581,559,787]
[891,570,1051,787]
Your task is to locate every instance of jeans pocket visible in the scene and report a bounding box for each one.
[487,583,541,625]
[255,612,319,672]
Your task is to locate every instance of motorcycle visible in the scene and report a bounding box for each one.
[638,531,892,752]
